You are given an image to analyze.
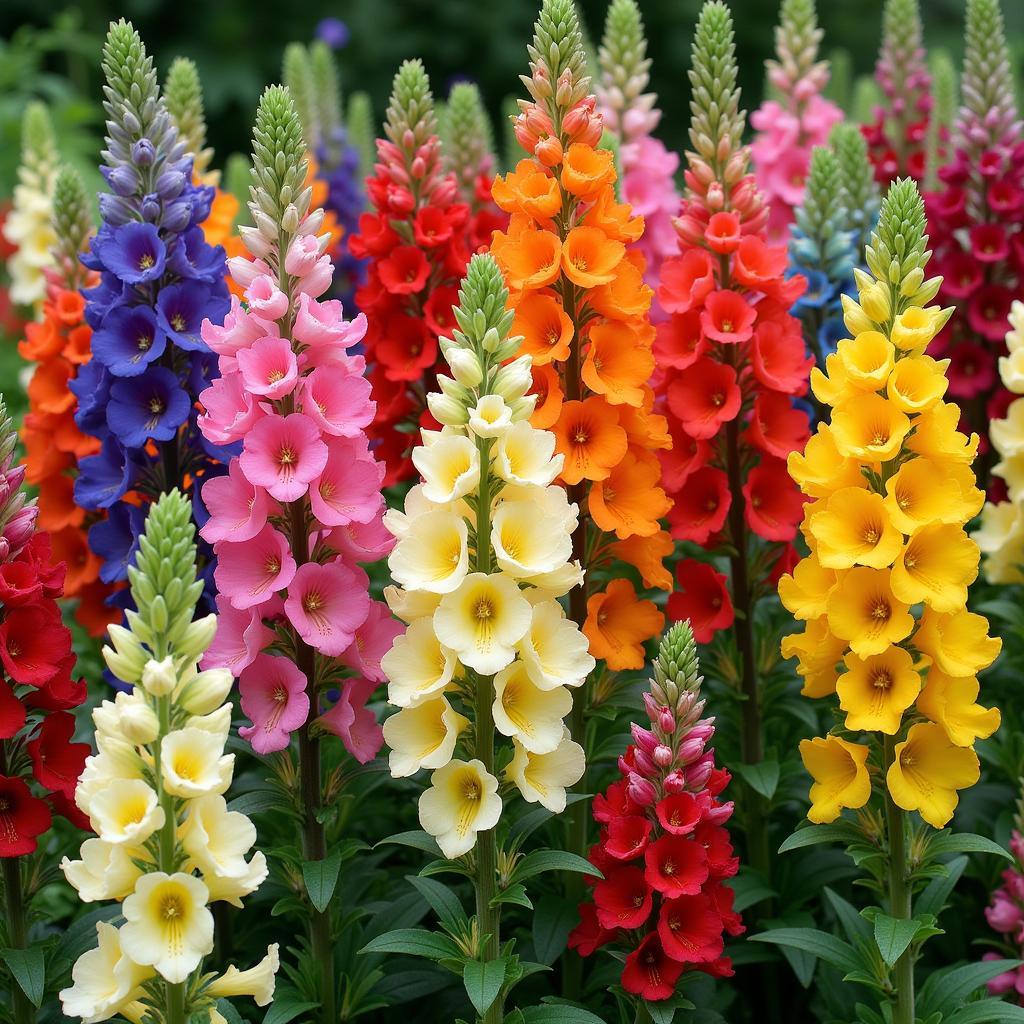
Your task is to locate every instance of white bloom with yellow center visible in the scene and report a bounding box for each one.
[433,572,532,675]
[383,484,451,540]
[59,921,153,1023]
[202,850,269,908]
[206,944,280,1006]
[493,660,572,754]
[517,600,595,690]
[75,747,145,818]
[181,794,259,881]
[383,695,468,777]
[418,758,502,859]
[381,616,457,708]
[494,420,564,486]
[160,727,234,798]
[389,509,470,594]
[506,728,586,813]
[468,394,513,437]
[521,559,586,598]
[383,584,442,624]
[120,872,215,984]
[89,779,165,846]
[413,434,481,504]
[491,497,573,578]
[61,838,145,903]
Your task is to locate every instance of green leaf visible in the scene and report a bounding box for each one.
[918,959,1024,1017]
[915,856,967,921]
[750,928,862,975]
[215,1001,245,1024]
[302,850,342,913]
[520,1004,607,1023]
[509,850,601,885]
[645,996,695,1023]
[823,887,871,944]
[406,875,468,934]
[227,789,286,817]
[728,871,776,914]
[927,832,1013,861]
[0,947,45,1006]
[734,759,780,800]
[873,914,919,968]
[532,898,579,966]
[263,996,320,1024]
[946,1000,1024,1023]
[491,883,533,910]
[360,928,462,962]
[376,830,443,856]
[463,958,506,1016]
[778,822,863,853]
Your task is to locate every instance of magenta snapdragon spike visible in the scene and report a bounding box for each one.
[749,0,842,241]
[984,802,1024,1003]
[596,0,680,307]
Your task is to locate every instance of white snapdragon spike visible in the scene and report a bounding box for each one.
[379,253,589,859]
[61,487,276,1022]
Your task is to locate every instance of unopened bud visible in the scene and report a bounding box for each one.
[141,656,177,697]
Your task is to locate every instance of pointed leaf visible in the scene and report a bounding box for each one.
[521,1005,608,1023]
[376,830,443,856]
[779,822,863,853]
[873,914,919,968]
[918,959,1024,1017]
[509,850,601,885]
[750,927,862,974]
[360,928,462,962]
[946,1000,1024,1023]
[915,856,967,921]
[927,832,1013,861]
[463,958,506,1016]
[734,759,780,800]
[0,947,44,1006]
[406,875,468,934]
[302,850,342,913]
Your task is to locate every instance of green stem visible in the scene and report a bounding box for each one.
[884,736,915,1024]
[633,1002,653,1024]
[2,856,31,1024]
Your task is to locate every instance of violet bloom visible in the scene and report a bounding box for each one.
[106,366,192,448]
[315,17,349,49]
[93,221,167,284]
[90,305,168,377]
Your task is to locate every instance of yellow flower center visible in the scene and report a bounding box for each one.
[720,320,733,333]
[474,599,494,622]
[278,445,296,466]
[139,254,155,270]
[871,669,892,691]
[171,314,186,332]
[463,779,480,802]
[303,591,325,613]
[870,599,891,622]
[161,893,185,921]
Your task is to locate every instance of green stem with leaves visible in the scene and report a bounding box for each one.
[884,736,914,1024]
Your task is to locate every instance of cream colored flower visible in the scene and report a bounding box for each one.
[468,394,513,437]
[412,434,481,504]
[491,495,573,578]
[202,851,269,908]
[389,509,470,594]
[517,600,595,689]
[89,779,165,846]
[418,758,502,859]
[495,421,564,486]
[507,728,586,813]
[206,944,280,1006]
[381,617,458,708]
[383,696,468,777]
[181,795,259,881]
[61,838,145,902]
[160,727,234,798]
[59,922,152,1023]
[493,660,572,754]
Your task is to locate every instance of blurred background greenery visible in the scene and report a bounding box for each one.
[0,0,1022,196]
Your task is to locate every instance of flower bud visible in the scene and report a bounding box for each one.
[177,614,219,660]
[177,668,234,716]
[427,392,469,426]
[446,348,483,387]
[132,139,155,166]
[627,774,657,806]
[120,702,160,745]
[141,656,177,697]
[662,770,687,794]
[653,745,674,767]
[491,356,532,402]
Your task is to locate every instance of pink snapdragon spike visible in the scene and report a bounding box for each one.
[749,0,842,241]
[596,0,680,315]
[984,827,1024,1002]
[199,84,394,763]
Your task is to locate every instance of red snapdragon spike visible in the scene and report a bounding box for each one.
[0,775,52,857]
[655,793,703,836]
[567,903,620,957]
[593,865,654,930]
[0,601,72,685]
[593,779,641,823]
[621,933,686,1001]
[644,833,710,899]
[0,679,26,739]
[27,711,91,799]
[665,560,735,645]
[657,892,726,964]
[666,358,741,439]
[604,814,654,860]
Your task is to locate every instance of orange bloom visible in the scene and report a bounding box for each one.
[582,321,656,407]
[22,426,73,485]
[63,325,94,365]
[53,290,86,326]
[491,160,562,221]
[17,319,62,362]
[200,188,240,248]
[492,226,562,291]
[561,226,625,288]
[52,413,100,459]
[560,143,616,199]
[28,360,75,415]
[530,364,565,429]
[49,527,102,597]
[618,399,673,451]
[588,254,653,321]
[514,292,574,365]
[610,530,674,591]
[584,577,664,670]
[590,449,672,539]
[75,578,123,636]
[582,188,644,243]
[37,475,85,532]
[552,397,629,484]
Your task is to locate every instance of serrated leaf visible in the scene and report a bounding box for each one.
[0,946,44,1006]
[750,927,862,974]
[509,850,601,885]
[302,850,342,913]
[360,928,462,962]
[734,759,780,800]
[778,822,863,853]
[406,874,468,934]
[463,958,505,1016]
[873,914,919,968]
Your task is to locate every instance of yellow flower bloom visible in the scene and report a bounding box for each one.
[61,838,145,903]
[889,305,952,351]
[787,425,867,498]
[389,509,470,594]
[837,331,895,390]
[507,727,586,813]
[840,291,876,336]
[906,402,979,464]
[825,567,914,657]
[493,660,572,753]
[831,394,911,463]
[799,735,871,824]
[883,459,983,534]
[810,354,858,407]
[383,696,468,777]
[383,584,443,624]
[836,647,921,734]
[494,420,564,486]
[412,433,481,503]
[418,758,502,859]
[809,488,903,570]
[913,607,1002,678]
[433,572,533,675]
[159,727,234,799]
[381,617,457,707]
[780,618,848,697]
[59,922,152,1022]
[89,779,165,846]
[180,795,261,889]
[856,278,891,323]
[886,355,949,413]
[517,599,595,689]
[778,555,839,620]
[206,944,280,1007]
[886,722,980,828]
[916,667,1001,746]
[491,493,574,577]
[889,524,979,612]
[468,394,514,437]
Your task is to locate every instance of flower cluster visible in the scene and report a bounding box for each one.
[974,301,1024,580]
[60,490,277,1023]
[983,802,1024,1004]
[787,126,878,409]
[781,177,1001,829]
[2,102,59,311]
[0,396,89,856]
[350,61,479,485]
[657,0,810,640]
[494,0,671,673]
[381,253,590,858]
[568,622,743,1001]
[72,23,229,612]
[596,0,680,305]
[19,166,118,636]
[862,0,932,184]
[924,0,1023,481]
[750,0,842,242]
[198,84,393,762]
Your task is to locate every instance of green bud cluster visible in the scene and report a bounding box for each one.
[773,0,826,86]
[830,122,880,255]
[441,83,496,207]
[282,42,320,151]
[688,1,744,169]
[866,177,930,288]
[599,0,650,95]
[51,165,94,283]
[385,60,438,156]
[346,91,376,180]
[163,57,214,177]
[653,621,702,698]
[527,0,591,114]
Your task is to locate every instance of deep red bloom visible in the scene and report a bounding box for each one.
[0,562,42,607]
[945,341,997,399]
[659,421,711,492]
[24,655,87,712]
[658,892,725,963]
[968,284,1014,342]
[746,389,811,458]
[0,679,26,740]
[970,223,1009,263]
[27,711,90,799]
[0,601,71,685]
[667,358,741,439]
[656,792,703,836]
[348,212,400,258]
[938,249,983,300]
[658,250,716,314]
[706,880,745,936]
[422,284,460,338]
[376,318,438,382]
[667,466,730,544]
[377,245,431,295]
[593,866,653,930]
[621,933,686,1001]
[567,903,620,957]
[700,290,756,344]
[603,815,654,860]
[666,559,735,642]
[704,211,742,254]
[644,834,709,898]
[0,775,52,857]
[743,458,804,542]
[413,206,456,248]
[695,821,741,880]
